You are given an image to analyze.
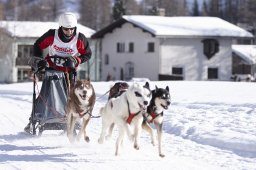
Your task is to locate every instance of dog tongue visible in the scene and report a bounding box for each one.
[80,94,86,100]
[139,103,146,110]
[161,104,168,109]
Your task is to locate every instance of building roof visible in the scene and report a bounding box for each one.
[232,45,256,65]
[92,15,253,39]
[0,21,95,38]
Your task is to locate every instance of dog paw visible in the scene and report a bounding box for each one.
[84,136,90,142]
[98,138,103,144]
[105,135,112,140]
[134,144,140,150]
[151,140,156,146]
[115,151,119,156]
[67,133,75,143]
[159,153,165,158]
[68,137,75,144]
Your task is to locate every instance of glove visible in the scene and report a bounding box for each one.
[37,60,47,71]
[68,56,78,65]
[63,57,76,70]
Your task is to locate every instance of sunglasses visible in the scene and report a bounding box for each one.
[62,27,75,31]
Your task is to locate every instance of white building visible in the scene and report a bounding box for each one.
[0,21,96,83]
[232,45,256,81]
[92,15,253,81]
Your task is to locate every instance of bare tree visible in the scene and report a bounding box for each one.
[208,0,221,17]
[0,2,3,20]
[140,0,188,16]
[80,0,111,30]
[26,0,64,21]
[2,0,64,21]
[124,0,141,15]
[237,0,256,23]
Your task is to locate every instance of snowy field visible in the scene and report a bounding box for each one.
[0,80,256,170]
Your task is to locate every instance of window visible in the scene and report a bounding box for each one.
[17,68,32,82]
[169,67,183,80]
[172,67,183,75]
[128,42,134,53]
[208,68,218,79]
[147,42,155,52]
[202,39,219,59]
[104,54,109,65]
[117,42,125,53]
[79,70,86,79]
[125,61,134,80]
[16,45,34,66]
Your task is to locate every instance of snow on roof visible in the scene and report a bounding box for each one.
[123,15,253,38]
[0,21,95,38]
[232,45,256,64]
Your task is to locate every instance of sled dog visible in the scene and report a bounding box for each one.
[106,81,129,135]
[66,79,96,143]
[108,81,129,100]
[143,85,171,157]
[105,82,171,157]
[98,82,151,156]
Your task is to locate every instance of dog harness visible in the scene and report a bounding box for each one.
[125,97,140,124]
[145,106,161,123]
[79,110,88,118]
[127,111,140,124]
[75,106,90,118]
[147,112,159,123]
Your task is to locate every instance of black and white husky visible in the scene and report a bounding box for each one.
[142,85,171,157]
[98,82,152,156]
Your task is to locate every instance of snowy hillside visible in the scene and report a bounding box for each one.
[0,81,255,170]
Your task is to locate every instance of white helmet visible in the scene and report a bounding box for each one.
[59,12,77,28]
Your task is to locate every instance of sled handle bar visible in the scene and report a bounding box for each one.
[47,55,71,62]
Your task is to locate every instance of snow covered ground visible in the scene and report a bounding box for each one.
[0,80,256,170]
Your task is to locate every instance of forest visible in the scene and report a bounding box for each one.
[0,0,256,33]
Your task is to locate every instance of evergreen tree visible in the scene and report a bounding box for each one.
[113,0,126,21]
[124,0,141,15]
[192,0,200,16]
[201,0,209,16]
[208,0,221,18]
[222,0,239,24]
[149,6,158,15]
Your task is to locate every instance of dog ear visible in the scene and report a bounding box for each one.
[166,86,169,92]
[144,82,150,89]
[155,85,158,90]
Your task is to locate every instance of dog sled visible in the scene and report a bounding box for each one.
[25,56,76,136]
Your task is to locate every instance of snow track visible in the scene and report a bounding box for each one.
[0,81,255,170]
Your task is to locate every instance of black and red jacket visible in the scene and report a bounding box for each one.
[33,27,92,72]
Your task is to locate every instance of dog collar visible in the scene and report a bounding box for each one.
[78,108,89,118]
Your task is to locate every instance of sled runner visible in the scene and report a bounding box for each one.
[25,56,76,136]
